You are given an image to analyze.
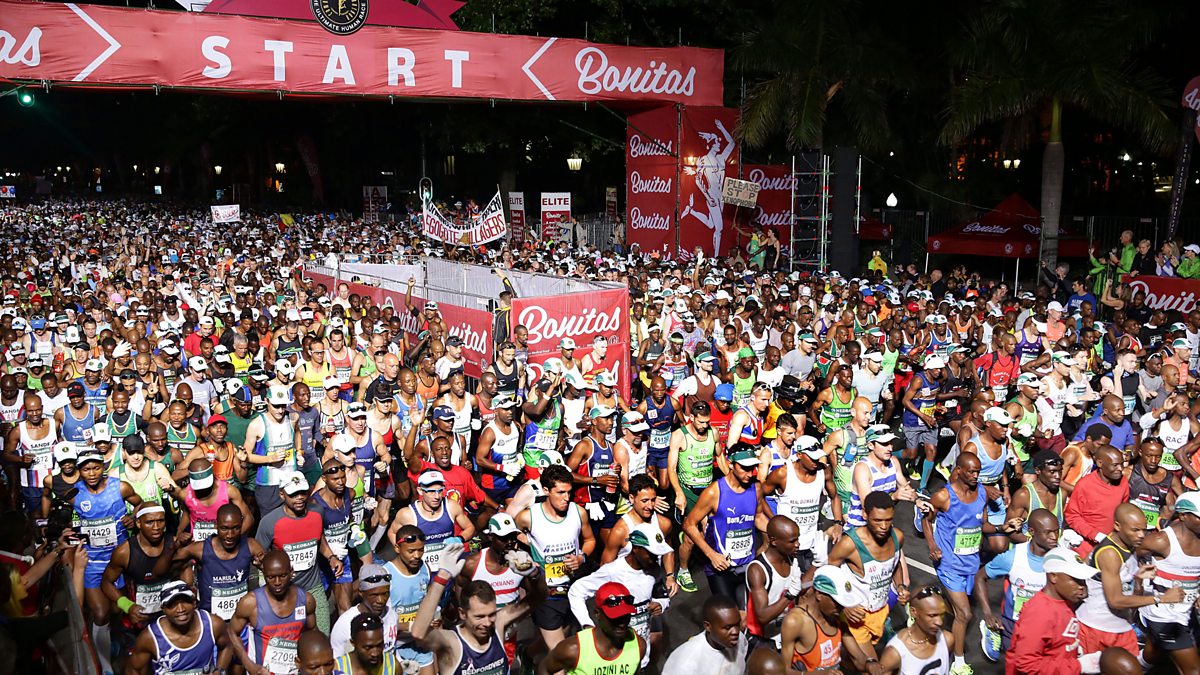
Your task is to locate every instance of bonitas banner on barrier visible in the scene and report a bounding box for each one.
[422,191,507,246]
[211,204,241,223]
[1126,275,1200,314]
[512,288,631,400]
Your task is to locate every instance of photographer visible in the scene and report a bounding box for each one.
[0,511,82,672]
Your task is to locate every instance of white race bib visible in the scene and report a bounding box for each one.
[82,518,118,548]
[211,583,246,621]
[283,540,317,572]
[263,636,298,674]
[135,580,166,615]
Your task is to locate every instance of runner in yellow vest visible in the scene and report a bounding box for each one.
[538,581,645,675]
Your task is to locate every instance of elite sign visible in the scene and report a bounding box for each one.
[0,0,724,105]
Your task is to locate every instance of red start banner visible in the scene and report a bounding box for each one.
[307,271,493,378]
[511,288,631,401]
[744,164,794,237]
[1126,275,1200,314]
[0,0,724,105]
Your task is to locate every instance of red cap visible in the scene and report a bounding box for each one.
[905,302,919,313]
[594,581,635,620]
[206,414,228,427]
[1003,306,1018,314]
[863,296,876,306]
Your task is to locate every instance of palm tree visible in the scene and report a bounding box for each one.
[939,0,1176,267]
[735,0,916,152]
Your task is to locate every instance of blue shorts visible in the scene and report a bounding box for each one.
[84,551,123,590]
[21,486,41,514]
[936,565,978,595]
[484,483,520,504]
[647,445,670,470]
[395,643,435,667]
[321,554,353,587]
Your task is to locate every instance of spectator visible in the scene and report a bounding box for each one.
[1110,230,1135,276]
[1039,262,1071,304]
[1179,244,1200,279]
[1131,239,1156,277]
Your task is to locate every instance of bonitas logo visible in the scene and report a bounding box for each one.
[747,168,796,191]
[630,171,672,194]
[630,207,671,230]
[576,47,696,98]
[519,305,623,346]
[629,135,673,159]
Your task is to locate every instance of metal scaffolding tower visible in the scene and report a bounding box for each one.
[789,153,830,272]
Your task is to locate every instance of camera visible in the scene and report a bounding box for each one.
[44,486,78,545]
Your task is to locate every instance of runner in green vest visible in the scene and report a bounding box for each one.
[668,404,716,593]
[812,365,857,434]
[540,582,645,675]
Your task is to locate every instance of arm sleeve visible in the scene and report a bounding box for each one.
[567,568,610,628]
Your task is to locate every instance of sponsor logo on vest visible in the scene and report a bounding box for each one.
[575,47,696,98]
[629,171,672,194]
[629,207,671,230]
[628,135,673,159]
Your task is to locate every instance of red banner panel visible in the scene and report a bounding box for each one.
[1126,276,1200,314]
[307,271,493,378]
[511,288,631,401]
[744,164,793,240]
[625,106,678,256]
[679,106,740,257]
[0,0,724,104]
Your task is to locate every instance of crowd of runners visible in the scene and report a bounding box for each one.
[0,199,1199,675]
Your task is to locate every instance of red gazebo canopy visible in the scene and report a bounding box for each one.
[926,194,1089,259]
[859,216,894,241]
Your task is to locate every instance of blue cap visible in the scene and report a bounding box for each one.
[30,317,46,330]
[432,405,455,421]
[232,385,253,403]
[714,383,735,402]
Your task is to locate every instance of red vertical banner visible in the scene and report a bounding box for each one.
[744,164,794,243]
[511,288,631,401]
[605,187,619,222]
[507,192,526,246]
[625,107,679,256]
[678,106,741,257]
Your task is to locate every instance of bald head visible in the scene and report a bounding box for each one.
[1114,503,1146,528]
[382,354,400,370]
[955,452,981,472]
[852,397,872,414]
[766,515,800,543]
[1028,509,1059,534]
[746,646,788,675]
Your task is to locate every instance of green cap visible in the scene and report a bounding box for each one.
[799,332,818,343]
[728,447,760,466]
[736,347,755,360]
[1176,491,1200,516]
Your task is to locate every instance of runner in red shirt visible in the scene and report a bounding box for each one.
[1006,548,1104,675]
[974,333,1020,403]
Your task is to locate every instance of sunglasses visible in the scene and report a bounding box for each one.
[913,585,944,601]
[398,532,426,543]
[361,573,392,584]
[601,594,634,608]
[324,465,346,475]
[421,487,444,495]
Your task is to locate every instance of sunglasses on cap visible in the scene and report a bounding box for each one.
[600,594,635,608]
[397,532,426,544]
[360,572,392,584]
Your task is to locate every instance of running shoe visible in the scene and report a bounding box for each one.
[934,463,951,481]
[980,620,1002,661]
[676,568,698,593]
[949,662,975,675]
[908,466,921,481]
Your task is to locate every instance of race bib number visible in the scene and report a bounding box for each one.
[1012,585,1038,619]
[953,526,982,555]
[534,427,558,451]
[631,600,651,641]
[725,528,753,561]
[326,521,350,559]
[192,519,217,542]
[264,636,298,674]
[786,502,819,530]
[31,447,53,473]
[543,553,571,589]
[212,583,247,621]
[396,602,420,625]
[422,541,446,574]
[82,518,118,548]
[135,581,166,615]
[283,540,317,572]
[650,428,671,449]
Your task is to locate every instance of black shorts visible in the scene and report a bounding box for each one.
[532,595,574,631]
[1144,618,1197,652]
